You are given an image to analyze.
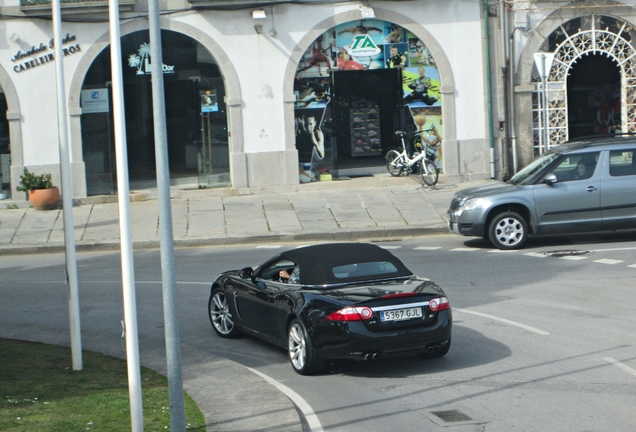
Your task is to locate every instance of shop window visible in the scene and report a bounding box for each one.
[80,30,229,196]
[294,20,443,180]
[0,88,10,201]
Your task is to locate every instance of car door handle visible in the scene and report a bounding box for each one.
[586,186,598,192]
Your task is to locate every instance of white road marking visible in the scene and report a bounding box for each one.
[454,308,550,336]
[379,245,402,250]
[603,357,636,379]
[414,246,442,250]
[247,367,323,432]
[488,249,517,253]
[256,245,283,249]
[593,258,624,265]
[524,252,547,258]
[450,248,479,252]
[591,246,636,253]
[628,264,636,269]
[560,256,588,261]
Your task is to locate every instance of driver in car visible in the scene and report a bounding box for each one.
[278,269,291,283]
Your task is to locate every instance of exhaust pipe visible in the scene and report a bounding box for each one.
[426,345,440,353]
[363,351,381,360]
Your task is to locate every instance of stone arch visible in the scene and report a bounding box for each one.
[68,18,246,193]
[281,7,457,173]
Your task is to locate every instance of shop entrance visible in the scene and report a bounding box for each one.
[567,54,620,139]
[331,68,402,175]
[294,19,443,182]
[80,30,229,196]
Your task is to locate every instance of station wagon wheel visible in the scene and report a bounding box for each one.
[288,319,327,375]
[385,150,404,177]
[208,288,241,338]
[488,211,528,250]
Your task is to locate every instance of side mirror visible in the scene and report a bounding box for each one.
[543,173,557,185]
[239,267,254,279]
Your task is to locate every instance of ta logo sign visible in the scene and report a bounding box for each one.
[347,34,381,57]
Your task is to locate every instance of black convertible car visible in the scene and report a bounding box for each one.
[208,243,452,375]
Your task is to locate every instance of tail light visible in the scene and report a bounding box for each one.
[428,297,450,312]
[326,306,374,321]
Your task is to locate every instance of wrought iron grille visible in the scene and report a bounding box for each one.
[532,15,636,155]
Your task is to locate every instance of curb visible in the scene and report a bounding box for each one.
[0,225,450,256]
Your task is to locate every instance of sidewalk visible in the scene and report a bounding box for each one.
[0,174,491,431]
[0,174,488,255]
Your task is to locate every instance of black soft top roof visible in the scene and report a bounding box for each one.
[277,243,412,285]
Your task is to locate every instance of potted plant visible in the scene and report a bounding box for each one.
[16,168,60,210]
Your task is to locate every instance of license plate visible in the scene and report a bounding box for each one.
[380,307,422,322]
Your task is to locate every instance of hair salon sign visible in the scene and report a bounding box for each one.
[11,33,81,74]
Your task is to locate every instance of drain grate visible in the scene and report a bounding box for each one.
[421,406,488,427]
[430,409,473,422]
[544,249,590,258]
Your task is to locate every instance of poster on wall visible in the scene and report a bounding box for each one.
[295,20,441,107]
[81,89,110,114]
[408,107,443,169]
[201,89,218,113]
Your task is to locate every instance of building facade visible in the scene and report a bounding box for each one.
[0,0,494,202]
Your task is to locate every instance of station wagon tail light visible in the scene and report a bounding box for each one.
[428,297,450,312]
[326,306,374,321]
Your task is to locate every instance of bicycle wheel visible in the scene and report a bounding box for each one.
[385,150,404,177]
[420,159,439,186]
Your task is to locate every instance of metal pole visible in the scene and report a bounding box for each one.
[509,33,518,173]
[483,0,496,178]
[541,55,548,153]
[52,0,82,371]
[108,1,144,430]
[147,1,187,430]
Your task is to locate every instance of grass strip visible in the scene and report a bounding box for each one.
[0,338,205,431]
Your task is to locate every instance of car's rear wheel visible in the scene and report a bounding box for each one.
[288,319,327,375]
[488,211,528,250]
[208,288,241,338]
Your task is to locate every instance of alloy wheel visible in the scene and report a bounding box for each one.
[210,291,235,335]
[288,322,307,371]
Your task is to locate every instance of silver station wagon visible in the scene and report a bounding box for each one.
[447,138,636,249]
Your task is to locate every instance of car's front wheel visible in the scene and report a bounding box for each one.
[208,288,241,338]
[288,319,327,375]
[488,211,528,250]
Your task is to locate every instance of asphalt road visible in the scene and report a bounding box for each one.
[2,232,636,431]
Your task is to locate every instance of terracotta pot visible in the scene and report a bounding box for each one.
[28,187,60,210]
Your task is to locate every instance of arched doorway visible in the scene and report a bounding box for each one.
[0,86,9,200]
[532,15,636,154]
[293,19,443,180]
[80,29,229,195]
[567,54,620,139]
